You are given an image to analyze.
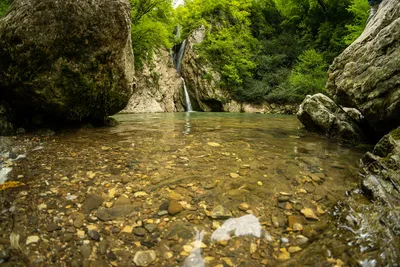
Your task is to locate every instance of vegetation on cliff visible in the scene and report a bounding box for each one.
[0,0,9,17]
[175,0,370,103]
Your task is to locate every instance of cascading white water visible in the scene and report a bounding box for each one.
[174,39,193,112]
[176,39,186,75]
[181,77,193,112]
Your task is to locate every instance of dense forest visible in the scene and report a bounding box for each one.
[129,0,370,104]
[0,0,370,103]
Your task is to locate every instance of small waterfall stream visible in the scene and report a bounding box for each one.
[181,78,193,112]
[174,39,193,112]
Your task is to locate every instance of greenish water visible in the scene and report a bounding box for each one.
[1,112,382,266]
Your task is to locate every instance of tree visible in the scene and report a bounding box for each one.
[130,0,176,69]
[0,0,10,17]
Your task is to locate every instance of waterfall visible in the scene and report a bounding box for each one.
[181,78,193,112]
[176,39,186,75]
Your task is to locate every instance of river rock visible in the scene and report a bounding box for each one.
[96,205,136,221]
[297,94,366,142]
[0,0,134,129]
[361,128,400,208]
[210,205,232,219]
[168,200,183,215]
[82,194,104,214]
[326,0,400,138]
[133,250,156,267]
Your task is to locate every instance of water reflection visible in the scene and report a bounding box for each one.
[184,112,192,135]
[211,214,262,241]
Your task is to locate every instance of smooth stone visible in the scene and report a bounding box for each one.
[229,173,239,178]
[96,205,136,221]
[144,224,156,233]
[278,196,290,202]
[158,210,168,216]
[114,196,131,206]
[26,236,40,245]
[99,240,108,254]
[80,244,92,259]
[133,250,156,267]
[88,230,100,241]
[287,215,305,229]
[159,201,169,211]
[74,218,84,229]
[46,223,60,232]
[238,203,250,211]
[210,205,232,219]
[301,208,319,220]
[133,227,147,237]
[106,252,117,261]
[292,235,309,246]
[82,194,104,214]
[168,200,183,216]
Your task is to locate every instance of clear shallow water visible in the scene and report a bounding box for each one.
[0,112,376,266]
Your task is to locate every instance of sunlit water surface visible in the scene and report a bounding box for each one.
[1,112,386,266]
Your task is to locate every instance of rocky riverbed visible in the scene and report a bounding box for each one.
[0,113,376,266]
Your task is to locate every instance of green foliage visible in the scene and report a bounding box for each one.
[128,0,369,104]
[288,49,327,95]
[344,0,369,44]
[0,0,9,17]
[130,0,175,69]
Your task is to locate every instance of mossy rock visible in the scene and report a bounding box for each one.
[0,0,134,128]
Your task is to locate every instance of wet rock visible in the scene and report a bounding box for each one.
[26,236,40,245]
[278,196,290,202]
[229,173,239,178]
[238,203,250,211]
[80,244,92,259]
[144,224,156,233]
[292,235,309,246]
[106,252,117,261]
[301,208,319,221]
[133,227,147,237]
[210,205,232,219]
[96,205,136,221]
[168,200,183,215]
[88,230,100,241]
[133,250,156,267]
[114,196,131,206]
[46,223,61,232]
[278,248,291,261]
[287,215,305,229]
[297,94,366,142]
[89,260,109,267]
[99,240,108,254]
[82,194,104,214]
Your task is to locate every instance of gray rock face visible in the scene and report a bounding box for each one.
[361,128,400,205]
[122,49,184,113]
[326,0,400,137]
[297,94,366,142]
[0,0,134,128]
[181,26,228,112]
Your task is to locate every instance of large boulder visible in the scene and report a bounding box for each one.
[326,0,400,138]
[362,128,400,205]
[297,94,367,142]
[0,0,134,129]
[122,49,184,113]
